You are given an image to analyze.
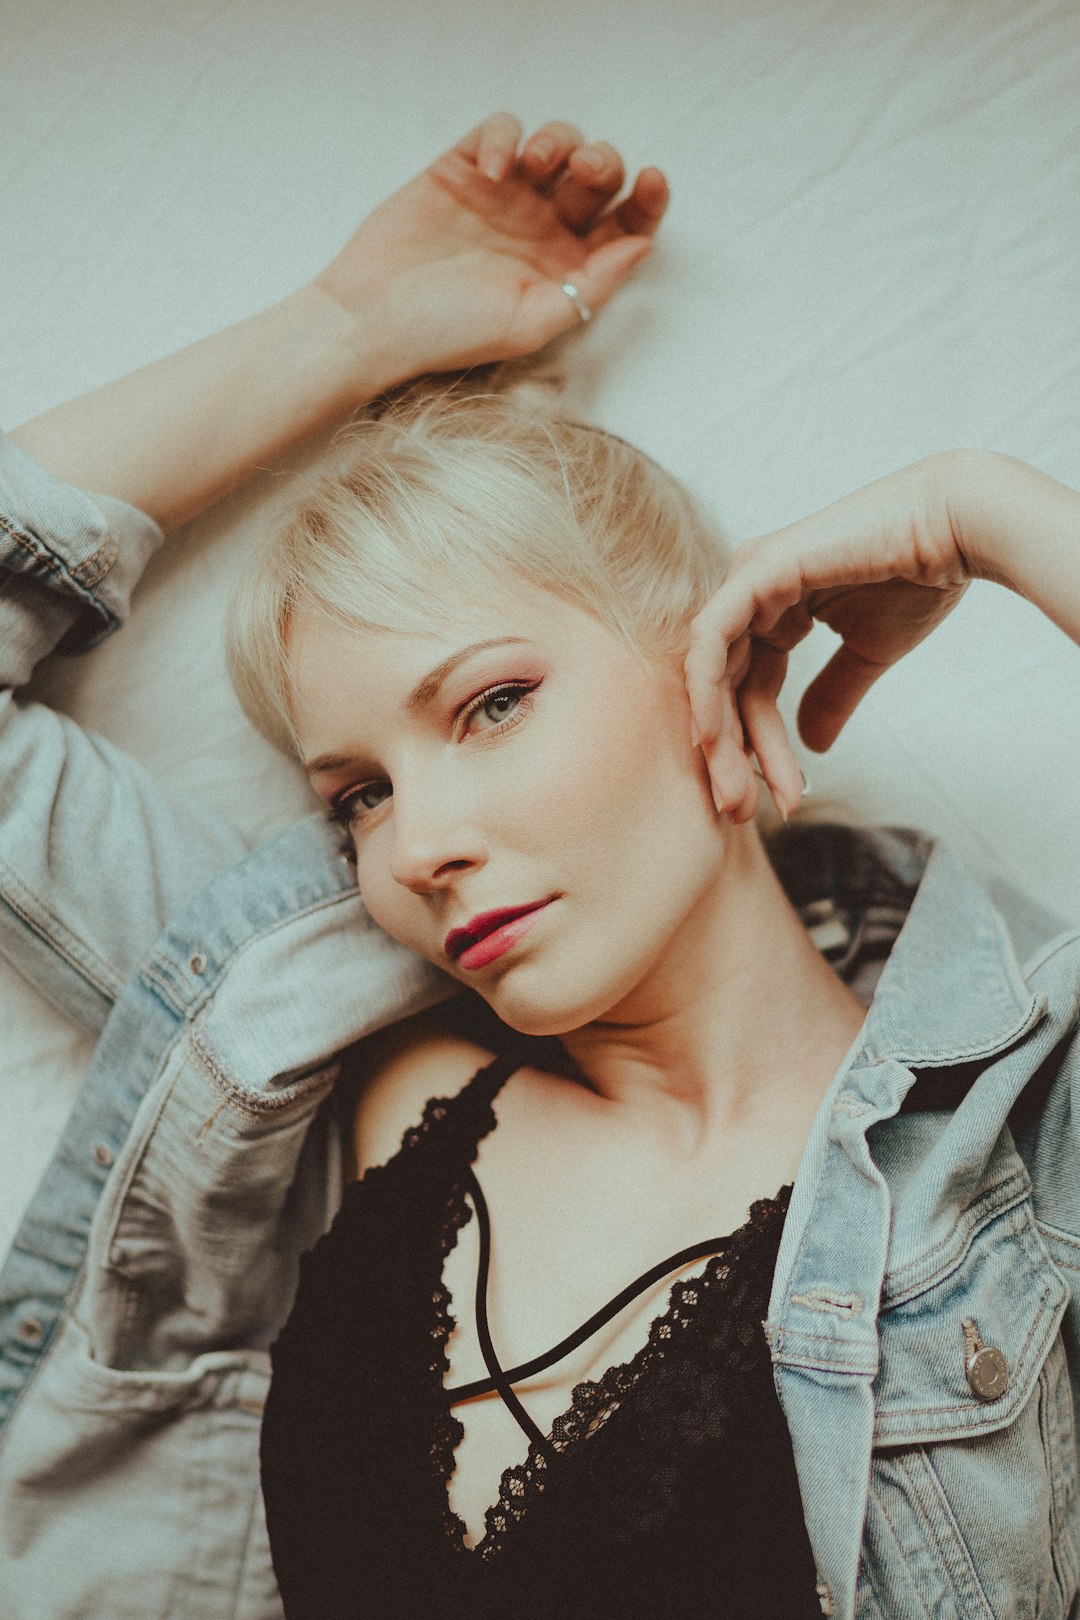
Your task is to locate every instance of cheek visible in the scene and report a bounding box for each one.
[353,839,420,944]
[514,679,696,861]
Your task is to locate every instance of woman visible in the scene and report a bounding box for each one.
[3,116,1078,1620]
[238,393,1080,1619]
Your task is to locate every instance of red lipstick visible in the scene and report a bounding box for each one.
[445,900,552,969]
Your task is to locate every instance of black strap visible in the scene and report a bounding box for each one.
[465,1169,552,1452]
[448,1169,732,1433]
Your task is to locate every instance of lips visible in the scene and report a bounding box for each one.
[445,899,551,962]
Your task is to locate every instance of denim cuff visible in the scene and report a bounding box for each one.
[0,430,163,653]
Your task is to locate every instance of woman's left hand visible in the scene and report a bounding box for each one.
[683,454,980,826]
[315,112,669,389]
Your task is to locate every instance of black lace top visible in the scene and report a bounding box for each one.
[261,1050,823,1619]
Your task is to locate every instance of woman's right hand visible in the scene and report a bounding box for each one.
[314,112,669,390]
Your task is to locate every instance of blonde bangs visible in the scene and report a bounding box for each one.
[227,384,727,755]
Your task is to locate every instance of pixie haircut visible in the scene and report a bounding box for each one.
[227,382,728,754]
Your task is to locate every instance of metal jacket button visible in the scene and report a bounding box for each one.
[963,1319,1008,1400]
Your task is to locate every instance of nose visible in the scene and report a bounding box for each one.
[387,786,488,896]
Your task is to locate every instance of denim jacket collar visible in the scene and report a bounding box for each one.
[770,820,1048,1069]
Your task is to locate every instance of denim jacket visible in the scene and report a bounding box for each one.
[0,431,1078,1620]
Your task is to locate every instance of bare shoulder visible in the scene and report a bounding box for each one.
[350,1004,498,1179]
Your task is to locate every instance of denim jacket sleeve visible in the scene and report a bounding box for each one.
[0,432,248,1034]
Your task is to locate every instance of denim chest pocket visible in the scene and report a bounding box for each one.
[857,1180,1078,1620]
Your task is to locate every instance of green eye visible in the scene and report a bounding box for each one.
[461,680,538,733]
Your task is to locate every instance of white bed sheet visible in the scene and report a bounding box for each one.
[3,0,1079,1261]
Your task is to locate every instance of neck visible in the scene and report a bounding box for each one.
[558,820,867,1158]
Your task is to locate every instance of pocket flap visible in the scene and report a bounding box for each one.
[873,1183,1069,1445]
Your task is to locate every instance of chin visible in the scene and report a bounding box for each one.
[480,967,636,1041]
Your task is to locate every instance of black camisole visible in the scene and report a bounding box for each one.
[260,1050,822,1619]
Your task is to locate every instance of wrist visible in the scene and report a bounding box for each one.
[919,449,1010,585]
[930,448,1080,645]
[276,283,405,417]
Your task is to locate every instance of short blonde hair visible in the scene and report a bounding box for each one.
[227,382,728,753]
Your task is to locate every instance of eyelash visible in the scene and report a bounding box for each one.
[327,679,540,830]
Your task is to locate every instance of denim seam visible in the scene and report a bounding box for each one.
[872,1480,934,1620]
[0,864,122,1002]
[0,510,117,593]
[1022,926,1080,984]
[879,988,1048,1069]
[880,1171,1031,1305]
[769,1323,877,1375]
[190,1024,341,1118]
[907,1448,992,1616]
[111,1271,142,1369]
[1048,1348,1080,1610]
[856,1549,889,1619]
[140,888,368,1021]
[1040,1352,1068,1568]
[1034,1219,1080,1266]
[139,957,208,1020]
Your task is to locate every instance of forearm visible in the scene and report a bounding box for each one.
[949,451,1080,648]
[10,285,398,532]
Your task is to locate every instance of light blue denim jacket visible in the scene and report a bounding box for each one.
[1,431,1078,1620]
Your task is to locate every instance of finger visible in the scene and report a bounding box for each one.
[701,699,760,824]
[682,624,757,820]
[457,111,523,182]
[518,119,586,185]
[736,642,804,819]
[615,168,670,237]
[512,235,652,350]
[684,595,755,752]
[551,143,626,232]
[584,168,671,250]
[684,552,808,731]
[796,643,890,753]
[508,237,648,352]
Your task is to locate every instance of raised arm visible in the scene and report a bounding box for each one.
[12,114,667,530]
[682,449,1080,824]
[0,114,667,1027]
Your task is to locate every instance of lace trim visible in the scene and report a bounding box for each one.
[435,1187,791,1562]
[412,1078,505,1552]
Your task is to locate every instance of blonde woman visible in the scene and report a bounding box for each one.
[4,115,1080,1620]
[238,389,1080,1618]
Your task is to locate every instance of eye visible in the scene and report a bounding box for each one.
[328,779,391,828]
[458,681,538,737]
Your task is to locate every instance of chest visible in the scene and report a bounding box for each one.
[436,1100,799,1545]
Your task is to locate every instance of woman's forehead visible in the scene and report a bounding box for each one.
[287,587,620,759]
[290,585,605,679]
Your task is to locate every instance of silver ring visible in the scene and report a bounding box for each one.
[560,281,593,324]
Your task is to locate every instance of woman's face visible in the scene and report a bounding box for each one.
[290,583,729,1036]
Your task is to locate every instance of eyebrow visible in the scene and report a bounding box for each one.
[303,636,531,777]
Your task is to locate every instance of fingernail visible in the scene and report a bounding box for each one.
[690,722,701,749]
[481,152,508,182]
[800,769,810,798]
[712,783,726,816]
[575,150,603,176]
[529,138,555,164]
